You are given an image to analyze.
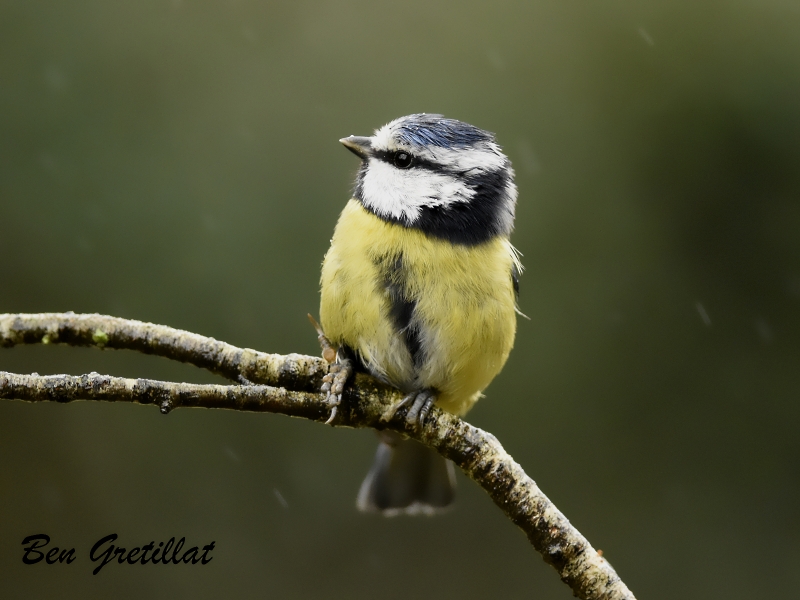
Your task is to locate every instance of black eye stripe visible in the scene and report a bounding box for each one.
[371,150,443,173]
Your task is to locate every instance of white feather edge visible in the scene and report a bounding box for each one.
[507,242,530,320]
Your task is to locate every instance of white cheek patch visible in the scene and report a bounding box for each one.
[360,159,475,223]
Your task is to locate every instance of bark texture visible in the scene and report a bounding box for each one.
[0,313,635,600]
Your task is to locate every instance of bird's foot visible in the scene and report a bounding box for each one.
[321,358,353,425]
[380,389,436,428]
[307,313,349,423]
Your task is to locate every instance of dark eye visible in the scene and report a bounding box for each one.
[393,151,413,169]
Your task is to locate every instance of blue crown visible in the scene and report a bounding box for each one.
[393,114,495,150]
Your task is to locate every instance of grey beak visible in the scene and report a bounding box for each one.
[339,136,372,159]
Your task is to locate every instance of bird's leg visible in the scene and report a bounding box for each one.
[307,313,337,363]
[381,389,437,428]
[308,313,351,424]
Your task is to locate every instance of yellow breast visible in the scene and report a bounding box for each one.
[320,200,518,416]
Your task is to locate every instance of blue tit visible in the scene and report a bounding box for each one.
[319,114,521,515]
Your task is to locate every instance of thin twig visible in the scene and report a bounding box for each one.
[0,313,635,600]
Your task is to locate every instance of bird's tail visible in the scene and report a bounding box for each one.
[356,431,456,515]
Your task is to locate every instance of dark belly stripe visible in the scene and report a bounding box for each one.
[376,253,423,368]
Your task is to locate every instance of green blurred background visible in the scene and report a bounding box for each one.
[2,0,799,597]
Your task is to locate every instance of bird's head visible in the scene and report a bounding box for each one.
[340,114,517,245]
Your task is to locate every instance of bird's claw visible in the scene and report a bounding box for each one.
[324,405,338,425]
[381,389,436,428]
[380,395,411,422]
[321,358,352,424]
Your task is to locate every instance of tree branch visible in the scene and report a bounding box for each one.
[0,313,635,600]
[0,312,328,391]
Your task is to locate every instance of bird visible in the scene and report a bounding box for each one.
[318,113,521,515]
